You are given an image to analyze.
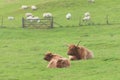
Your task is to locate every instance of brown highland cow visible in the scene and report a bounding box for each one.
[44,52,70,68]
[67,43,94,60]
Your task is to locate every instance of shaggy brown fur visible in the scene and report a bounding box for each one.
[44,52,70,68]
[56,58,70,68]
[67,44,94,60]
[44,52,62,61]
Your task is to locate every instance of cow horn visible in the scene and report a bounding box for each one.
[76,41,81,46]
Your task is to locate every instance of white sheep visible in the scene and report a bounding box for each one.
[88,0,95,3]
[26,16,33,20]
[84,12,90,17]
[31,5,37,10]
[26,16,33,22]
[32,16,39,20]
[26,16,40,22]
[8,16,14,20]
[66,13,71,20]
[83,16,91,22]
[32,16,40,22]
[25,13,33,17]
[83,12,91,22]
[43,13,52,18]
[21,5,28,9]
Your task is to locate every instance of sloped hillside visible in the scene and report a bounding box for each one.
[0,0,120,27]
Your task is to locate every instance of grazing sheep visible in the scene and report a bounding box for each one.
[31,5,37,10]
[67,42,94,60]
[26,16,33,22]
[83,12,91,22]
[26,16,33,20]
[66,13,71,20]
[88,0,95,3]
[25,13,33,17]
[26,16,40,22]
[83,16,91,22]
[44,52,70,68]
[21,5,28,9]
[8,16,14,20]
[43,13,52,18]
[84,12,90,17]
[32,16,40,20]
[32,16,40,22]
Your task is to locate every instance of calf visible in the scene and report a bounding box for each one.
[44,52,70,68]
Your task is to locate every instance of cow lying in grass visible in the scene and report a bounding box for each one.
[67,42,94,60]
[44,52,70,68]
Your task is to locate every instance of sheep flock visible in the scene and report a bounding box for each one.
[7,0,95,26]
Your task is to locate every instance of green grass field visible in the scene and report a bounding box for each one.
[0,0,120,80]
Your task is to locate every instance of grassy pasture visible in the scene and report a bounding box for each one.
[0,25,120,80]
[0,0,120,80]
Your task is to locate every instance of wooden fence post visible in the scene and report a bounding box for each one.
[1,16,3,27]
[106,15,109,25]
[50,17,53,28]
[22,17,24,28]
[79,17,82,26]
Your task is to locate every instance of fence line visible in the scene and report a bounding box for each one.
[0,15,120,28]
[78,15,120,26]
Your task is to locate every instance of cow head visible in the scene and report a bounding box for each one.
[44,52,53,61]
[67,44,79,55]
[67,41,81,55]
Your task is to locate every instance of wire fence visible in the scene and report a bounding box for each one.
[0,14,120,29]
[79,14,120,26]
[0,16,22,28]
